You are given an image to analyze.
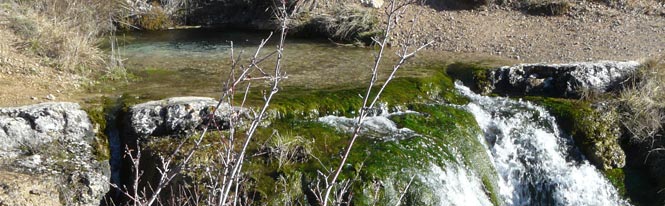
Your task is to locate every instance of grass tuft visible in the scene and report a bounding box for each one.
[618,57,665,144]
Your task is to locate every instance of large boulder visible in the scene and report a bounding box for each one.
[484,61,640,98]
[125,97,243,139]
[0,102,109,206]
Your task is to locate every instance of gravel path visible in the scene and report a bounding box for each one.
[394,2,665,63]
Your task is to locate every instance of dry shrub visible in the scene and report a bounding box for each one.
[120,1,175,30]
[3,0,114,73]
[118,0,190,30]
[137,5,173,30]
[264,131,312,169]
[308,4,380,43]
[618,57,665,143]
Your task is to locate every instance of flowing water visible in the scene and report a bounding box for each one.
[457,82,629,206]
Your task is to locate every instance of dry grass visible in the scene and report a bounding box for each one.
[307,4,380,43]
[618,57,665,144]
[117,0,190,30]
[263,131,312,169]
[2,0,114,74]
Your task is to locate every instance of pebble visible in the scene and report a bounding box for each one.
[46,94,56,100]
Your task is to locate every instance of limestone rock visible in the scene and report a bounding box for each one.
[0,102,109,206]
[127,97,243,138]
[484,61,640,98]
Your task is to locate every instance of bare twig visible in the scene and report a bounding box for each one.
[395,175,416,206]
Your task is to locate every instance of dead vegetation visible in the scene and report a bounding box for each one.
[2,0,110,73]
[619,57,665,144]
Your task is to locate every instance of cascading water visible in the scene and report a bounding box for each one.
[319,107,495,206]
[456,82,629,206]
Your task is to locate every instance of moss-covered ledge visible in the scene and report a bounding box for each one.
[524,97,625,170]
[259,67,469,119]
[106,65,502,205]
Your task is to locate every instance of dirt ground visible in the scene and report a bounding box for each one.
[393,1,665,63]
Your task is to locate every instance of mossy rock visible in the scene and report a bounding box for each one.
[83,97,119,162]
[445,62,494,94]
[259,67,469,119]
[603,168,626,197]
[247,104,499,205]
[525,97,625,170]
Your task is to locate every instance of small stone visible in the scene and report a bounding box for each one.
[46,94,56,100]
[30,96,38,100]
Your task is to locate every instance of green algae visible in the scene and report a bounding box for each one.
[243,104,499,205]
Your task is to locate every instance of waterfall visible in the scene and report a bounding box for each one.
[456,82,629,206]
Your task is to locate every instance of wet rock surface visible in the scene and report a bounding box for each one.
[483,61,640,98]
[0,102,109,206]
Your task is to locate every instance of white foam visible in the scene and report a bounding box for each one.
[457,82,629,206]
[421,164,493,206]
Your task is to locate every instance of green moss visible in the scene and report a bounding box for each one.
[444,62,493,94]
[83,98,115,161]
[523,97,595,143]
[524,96,622,169]
[242,104,498,205]
[390,105,500,205]
[604,168,626,197]
[258,68,468,119]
